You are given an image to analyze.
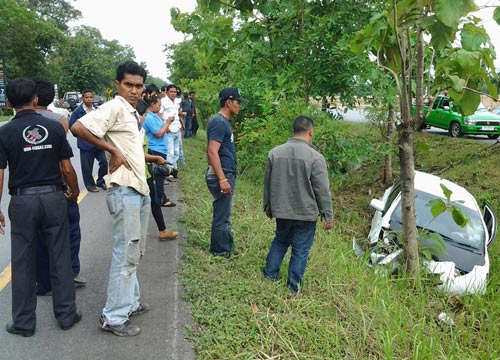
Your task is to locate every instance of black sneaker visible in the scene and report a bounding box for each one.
[99,314,141,337]
[130,303,150,317]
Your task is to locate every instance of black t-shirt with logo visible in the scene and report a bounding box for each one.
[0,109,73,191]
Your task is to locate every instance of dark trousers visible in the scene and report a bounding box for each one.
[147,177,166,231]
[206,172,236,255]
[9,191,77,331]
[36,201,81,294]
[191,117,199,137]
[148,149,168,205]
[80,148,107,190]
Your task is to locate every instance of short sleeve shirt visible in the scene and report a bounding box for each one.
[142,111,167,154]
[0,110,73,191]
[160,97,181,133]
[206,113,237,174]
[77,96,149,196]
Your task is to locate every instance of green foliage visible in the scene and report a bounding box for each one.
[179,126,500,359]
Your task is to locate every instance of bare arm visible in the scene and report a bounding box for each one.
[155,117,174,137]
[145,154,166,165]
[60,159,80,202]
[59,116,69,134]
[71,121,130,173]
[207,140,231,194]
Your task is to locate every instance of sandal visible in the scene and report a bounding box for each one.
[162,201,176,207]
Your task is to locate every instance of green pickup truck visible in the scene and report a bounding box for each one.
[419,95,500,139]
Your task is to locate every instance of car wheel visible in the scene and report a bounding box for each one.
[488,134,500,139]
[449,122,461,138]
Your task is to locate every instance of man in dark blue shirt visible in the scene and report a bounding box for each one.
[206,87,247,258]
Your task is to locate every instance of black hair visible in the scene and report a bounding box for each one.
[82,89,94,96]
[32,76,55,107]
[163,84,176,92]
[189,91,196,95]
[6,78,37,108]
[136,99,148,116]
[116,60,147,83]
[145,84,159,95]
[143,94,160,107]
[292,115,314,134]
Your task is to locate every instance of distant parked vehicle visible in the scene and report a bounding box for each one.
[415,95,500,139]
[63,91,82,111]
[93,95,105,107]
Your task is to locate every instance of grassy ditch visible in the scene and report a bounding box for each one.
[178,125,500,359]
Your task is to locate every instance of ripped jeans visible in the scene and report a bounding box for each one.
[102,185,151,326]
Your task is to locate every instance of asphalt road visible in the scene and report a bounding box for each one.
[0,133,195,359]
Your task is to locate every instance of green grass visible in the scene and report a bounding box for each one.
[0,115,10,122]
[179,127,500,359]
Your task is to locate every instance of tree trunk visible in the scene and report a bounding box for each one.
[398,125,419,277]
[383,104,394,183]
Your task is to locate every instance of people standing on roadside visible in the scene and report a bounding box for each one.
[142,94,179,240]
[71,60,151,337]
[262,115,333,293]
[0,78,82,337]
[206,87,247,258]
[189,91,199,137]
[181,90,193,139]
[160,84,183,175]
[32,76,86,293]
[69,89,108,193]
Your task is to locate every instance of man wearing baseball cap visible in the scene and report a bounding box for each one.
[205,87,247,258]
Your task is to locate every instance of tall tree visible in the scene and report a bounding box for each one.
[352,0,498,275]
[19,0,81,31]
[0,0,62,78]
[170,0,375,105]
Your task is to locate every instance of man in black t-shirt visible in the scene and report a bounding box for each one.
[0,78,82,337]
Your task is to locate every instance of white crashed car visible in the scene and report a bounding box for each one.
[365,171,497,295]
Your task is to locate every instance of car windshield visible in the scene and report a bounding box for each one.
[392,190,485,249]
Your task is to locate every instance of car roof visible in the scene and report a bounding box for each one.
[414,171,478,211]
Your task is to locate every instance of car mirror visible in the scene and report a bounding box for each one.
[369,199,385,212]
[483,204,497,246]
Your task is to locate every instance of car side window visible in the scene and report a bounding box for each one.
[384,182,401,214]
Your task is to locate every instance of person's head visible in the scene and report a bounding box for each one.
[292,115,314,140]
[115,60,147,107]
[176,86,181,97]
[189,90,196,100]
[32,76,55,107]
[82,89,94,107]
[6,78,37,109]
[165,84,177,101]
[145,84,160,97]
[143,94,161,113]
[219,87,247,116]
[184,90,189,98]
[136,99,148,117]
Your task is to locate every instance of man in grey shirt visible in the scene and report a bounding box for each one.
[263,115,333,293]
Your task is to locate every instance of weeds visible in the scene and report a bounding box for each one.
[179,125,500,359]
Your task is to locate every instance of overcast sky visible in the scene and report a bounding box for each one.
[71,0,500,80]
[71,0,197,81]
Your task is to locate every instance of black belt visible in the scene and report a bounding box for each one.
[11,185,63,196]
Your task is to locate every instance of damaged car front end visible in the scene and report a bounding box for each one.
[359,171,497,295]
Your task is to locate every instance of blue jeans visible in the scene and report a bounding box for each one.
[263,219,317,293]
[102,185,151,326]
[184,117,192,138]
[206,172,236,256]
[166,131,181,170]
